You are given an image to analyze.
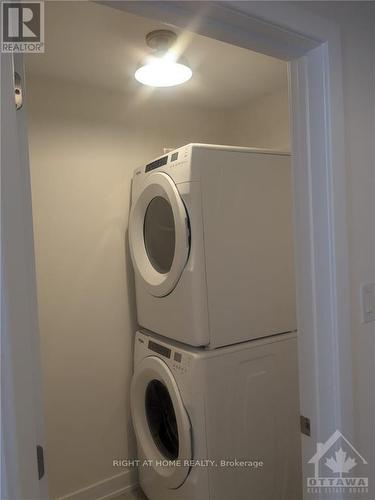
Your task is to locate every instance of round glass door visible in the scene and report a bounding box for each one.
[131,356,192,488]
[145,379,179,460]
[144,197,176,274]
[129,172,190,297]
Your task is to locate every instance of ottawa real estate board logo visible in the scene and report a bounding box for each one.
[307,430,368,495]
[1,1,44,53]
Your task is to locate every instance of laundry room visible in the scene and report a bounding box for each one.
[24,2,298,499]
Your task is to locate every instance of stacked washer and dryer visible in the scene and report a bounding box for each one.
[129,144,302,500]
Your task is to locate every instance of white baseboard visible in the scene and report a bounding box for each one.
[56,469,138,500]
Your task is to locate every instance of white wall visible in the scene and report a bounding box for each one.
[304,1,375,492]
[341,5,375,490]
[227,87,290,151]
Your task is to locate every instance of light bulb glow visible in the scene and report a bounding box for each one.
[135,57,192,87]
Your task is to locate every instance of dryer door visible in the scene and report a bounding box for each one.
[131,356,192,489]
[129,172,190,297]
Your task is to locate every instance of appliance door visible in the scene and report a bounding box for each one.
[131,356,192,489]
[129,172,190,297]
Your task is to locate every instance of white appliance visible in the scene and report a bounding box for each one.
[131,329,302,500]
[129,144,296,348]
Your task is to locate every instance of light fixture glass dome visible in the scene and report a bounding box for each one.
[135,56,192,87]
[135,30,192,88]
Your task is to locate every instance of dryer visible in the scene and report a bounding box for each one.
[130,329,302,500]
[129,144,296,348]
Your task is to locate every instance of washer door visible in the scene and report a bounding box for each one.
[131,356,192,489]
[129,172,190,297]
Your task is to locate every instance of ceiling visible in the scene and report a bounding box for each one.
[26,1,288,110]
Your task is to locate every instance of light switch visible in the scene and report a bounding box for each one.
[361,283,375,323]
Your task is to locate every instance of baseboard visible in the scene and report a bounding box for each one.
[56,469,138,500]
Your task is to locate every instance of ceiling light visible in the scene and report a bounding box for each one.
[135,57,192,87]
[135,30,192,88]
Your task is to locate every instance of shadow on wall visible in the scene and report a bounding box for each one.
[124,184,138,462]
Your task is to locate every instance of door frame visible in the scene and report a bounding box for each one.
[2,2,352,499]
[1,53,49,499]
[106,1,353,496]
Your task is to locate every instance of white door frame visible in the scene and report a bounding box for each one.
[1,53,49,499]
[2,2,352,499]
[109,1,353,495]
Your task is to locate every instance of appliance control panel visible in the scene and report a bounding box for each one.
[136,331,192,374]
[132,144,195,188]
[171,349,191,375]
[137,145,190,175]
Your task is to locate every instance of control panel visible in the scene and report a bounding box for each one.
[133,144,194,186]
[145,155,168,172]
[137,332,191,374]
[143,146,189,174]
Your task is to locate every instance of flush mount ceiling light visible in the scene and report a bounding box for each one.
[135,30,192,87]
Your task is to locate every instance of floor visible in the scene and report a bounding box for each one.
[114,488,147,500]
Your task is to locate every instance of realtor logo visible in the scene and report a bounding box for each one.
[1,1,44,52]
[307,430,368,495]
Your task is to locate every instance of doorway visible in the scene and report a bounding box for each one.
[25,4,292,496]
[2,2,351,499]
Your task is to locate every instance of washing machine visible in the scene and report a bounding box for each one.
[129,144,296,348]
[130,329,301,500]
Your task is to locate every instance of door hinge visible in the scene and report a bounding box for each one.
[14,71,23,110]
[36,445,45,480]
[300,415,311,436]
